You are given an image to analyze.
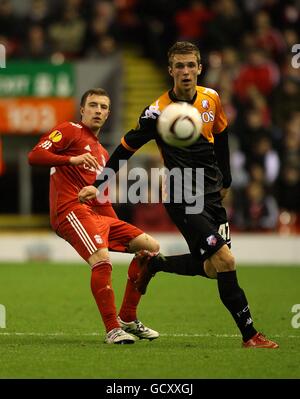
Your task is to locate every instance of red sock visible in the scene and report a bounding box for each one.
[91,260,119,333]
[118,258,142,322]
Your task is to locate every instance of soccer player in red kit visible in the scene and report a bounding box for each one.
[28,88,160,344]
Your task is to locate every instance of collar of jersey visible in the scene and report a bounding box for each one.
[79,122,99,140]
[168,89,197,104]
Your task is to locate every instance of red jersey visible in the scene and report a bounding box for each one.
[28,121,112,229]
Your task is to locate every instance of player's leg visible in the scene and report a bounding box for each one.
[210,244,278,348]
[107,218,159,339]
[140,253,216,277]
[163,202,277,347]
[88,248,127,338]
[127,232,160,254]
[57,208,135,344]
[208,244,257,341]
[134,205,220,293]
[121,232,159,322]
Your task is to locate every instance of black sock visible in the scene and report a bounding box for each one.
[149,253,209,278]
[217,270,257,342]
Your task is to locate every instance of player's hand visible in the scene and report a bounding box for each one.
[220,188,229,199]
[78,186,99,203]
[70,153,100,170]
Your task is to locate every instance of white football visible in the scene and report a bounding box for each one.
[157,102,202,148]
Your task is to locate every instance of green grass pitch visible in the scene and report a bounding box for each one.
[0,262,300,379]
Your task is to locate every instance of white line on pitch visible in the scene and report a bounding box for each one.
[0,332,299,338]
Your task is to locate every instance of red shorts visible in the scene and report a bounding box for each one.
[56,205,143,261]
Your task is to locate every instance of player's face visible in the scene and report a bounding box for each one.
[168,53,201,97]
[80,94,110,134]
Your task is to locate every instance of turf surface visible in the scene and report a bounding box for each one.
[0,262,299,379]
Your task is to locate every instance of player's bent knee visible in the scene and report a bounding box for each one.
[204,260,217,279]
[210,245,236,272]
[223,254,235,271]
[88,248,110,268]
[128,233,160,253]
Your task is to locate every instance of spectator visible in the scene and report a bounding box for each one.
[234,48,280,103]
[247,135,280,185]
[280,113,300,169]
[174,0,214,44]
[272,76,300,129]
[48,4,86,58]
[276,165,300,213]
[23,0,51,29]
[252,10,286,60]
[86,35,118,58]
[114,0,139,43]
[238,107,272,154]
[241,181,279,231]
[17,24,52,60]
[0,0,21,55]
[206,0,244,50]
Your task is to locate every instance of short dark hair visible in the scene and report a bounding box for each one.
[168,41,201,66]
[80,88,110,107]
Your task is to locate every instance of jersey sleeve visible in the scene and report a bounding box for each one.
[121,105,158,151]
[212,92,228,134]
[101,105,158,177]
[28,122,75,166]
[213,127,232,188]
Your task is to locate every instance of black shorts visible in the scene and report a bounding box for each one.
[164,193,231,261]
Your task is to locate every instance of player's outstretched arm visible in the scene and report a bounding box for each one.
[28,146,71,166]
[29,123,99,169]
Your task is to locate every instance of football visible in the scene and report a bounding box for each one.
[157,102,202,148]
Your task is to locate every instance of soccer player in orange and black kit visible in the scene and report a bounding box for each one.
[28,88,160,344]
[79,43,279,349]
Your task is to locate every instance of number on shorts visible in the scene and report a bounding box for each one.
[218,222,230,244]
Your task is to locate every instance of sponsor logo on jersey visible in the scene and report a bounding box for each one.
[101,154,106,166]
[49,130,62,143]
[200,111,215,123]
[83,154,106,174]
[141,100,161,119]
[202,99,209,109]
[206,234,217,246]
[83,164,98,173]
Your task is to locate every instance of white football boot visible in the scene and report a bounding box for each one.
[118,317,159,340]
[105,328,136,344]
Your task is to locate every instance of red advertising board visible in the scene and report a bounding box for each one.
[0,98,76,134]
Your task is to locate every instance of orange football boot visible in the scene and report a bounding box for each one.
[242,332,279,349]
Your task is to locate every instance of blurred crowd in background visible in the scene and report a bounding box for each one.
[1,0,300,233]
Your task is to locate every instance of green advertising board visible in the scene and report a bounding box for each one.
[0,62,75,97]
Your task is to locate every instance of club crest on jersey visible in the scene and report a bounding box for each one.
[202,99,209,109]
[94,235,102,244]
[206,235,217,246]
[49,130,62,143]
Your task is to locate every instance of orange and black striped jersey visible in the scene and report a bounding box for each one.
[118,86,230,196]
